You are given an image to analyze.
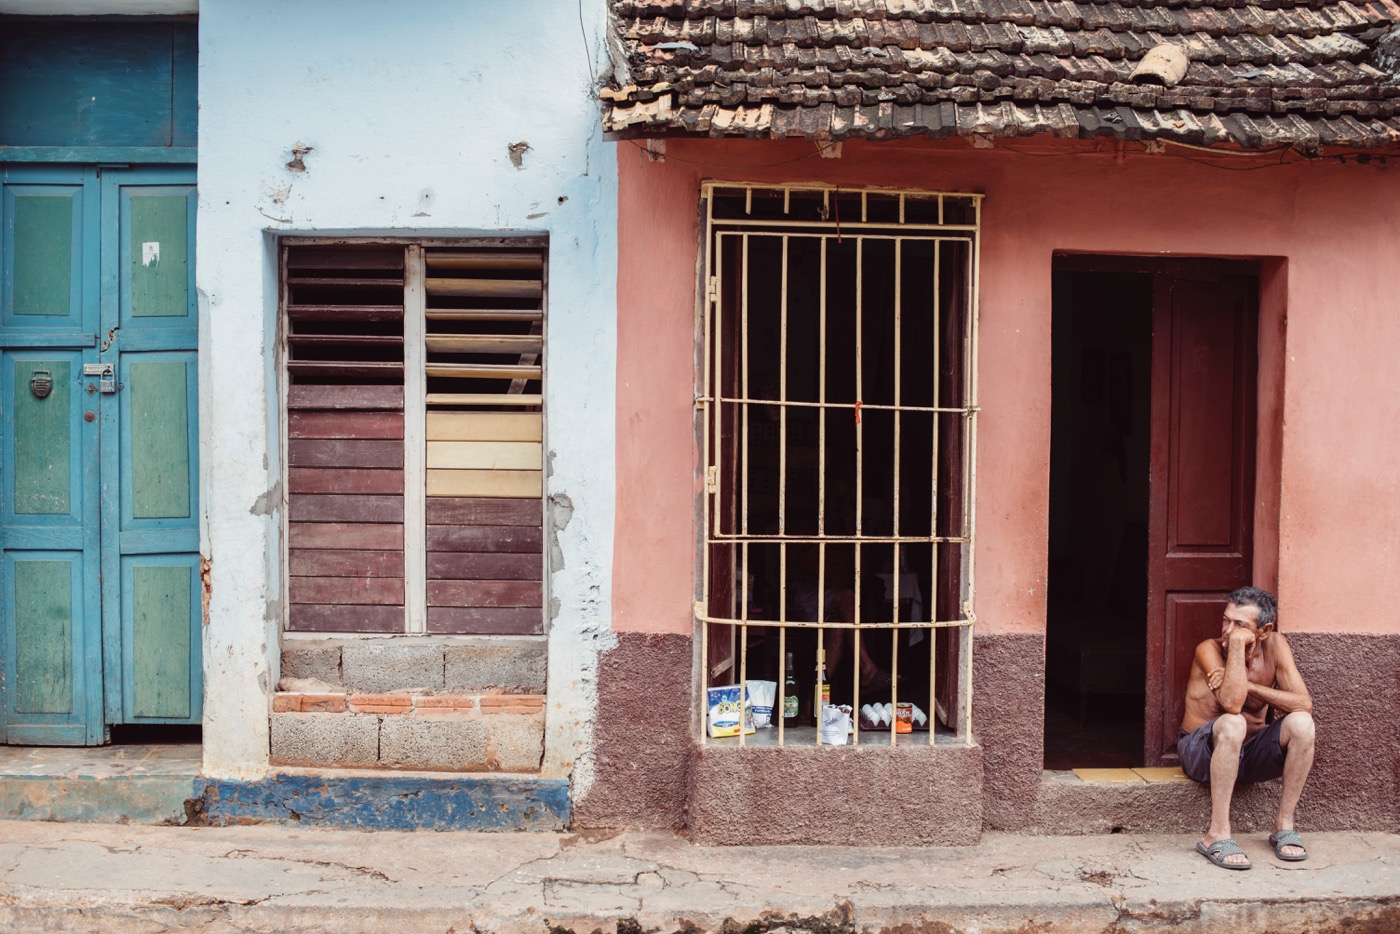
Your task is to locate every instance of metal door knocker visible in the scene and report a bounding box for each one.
[29,370,52,399]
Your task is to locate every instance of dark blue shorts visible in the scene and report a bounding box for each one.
[1178,716,1287,785]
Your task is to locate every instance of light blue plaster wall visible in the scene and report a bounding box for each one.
[195,0,618,785]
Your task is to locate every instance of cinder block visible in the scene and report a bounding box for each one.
[342,642,445,694]
[270,712,378,768]
[488,713,545,772]
[443,639,547,693]
[280,642,343,687]
[378,715,488,771]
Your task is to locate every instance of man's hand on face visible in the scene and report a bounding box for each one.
[1207,667,1225,690]
[1227,627,1256,653]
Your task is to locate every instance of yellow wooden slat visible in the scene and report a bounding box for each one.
[427,412,542,441]
[427,440,542,470]
[426,393,542,407]
[426,308,542,322]
[425,278,541,299]
[427,363,542,380]
[425,335,543,354]
[427,469,542,498]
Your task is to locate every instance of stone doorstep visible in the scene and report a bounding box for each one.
[268,708,545,773]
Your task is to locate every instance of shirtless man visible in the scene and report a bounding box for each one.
[1179,586,1316,870]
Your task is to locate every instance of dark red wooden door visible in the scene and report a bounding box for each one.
[1144,274,1257,764]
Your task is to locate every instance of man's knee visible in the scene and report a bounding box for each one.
[1283,710,1316,746]
[1213,713,1248,745]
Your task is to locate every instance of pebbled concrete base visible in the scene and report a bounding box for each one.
[0,821,1397,933]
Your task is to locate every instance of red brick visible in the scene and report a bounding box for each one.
[349,692,412,714]
[301,693,347,713]
[414,695,478,711]
[272,693,302,712]
[480,693,544,712]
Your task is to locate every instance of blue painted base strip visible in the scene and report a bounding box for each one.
[198,774,571,831]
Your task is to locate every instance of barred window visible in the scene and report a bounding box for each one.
[698,185,979,746]
[281,239,546,636]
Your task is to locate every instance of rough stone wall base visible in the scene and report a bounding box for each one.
[274,638,547,773]
[688,742,984,846]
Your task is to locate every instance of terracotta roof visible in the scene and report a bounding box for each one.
[603,0,1400,150]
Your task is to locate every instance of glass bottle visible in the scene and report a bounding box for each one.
[782,652,799,726]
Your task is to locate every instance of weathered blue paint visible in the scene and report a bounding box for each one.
[0,20,197,154]
[198,775,572,831]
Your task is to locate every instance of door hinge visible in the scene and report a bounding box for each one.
[706,276,719,305]
[705,465,718,493]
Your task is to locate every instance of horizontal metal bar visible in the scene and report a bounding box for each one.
[713,221,977,235]
[709,395,974,415]
[708,533,970,544]
[701,616,973,631]
[703,181,983,201]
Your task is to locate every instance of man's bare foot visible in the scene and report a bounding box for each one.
[1197,837,1251,870]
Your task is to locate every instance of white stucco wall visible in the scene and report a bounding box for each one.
[196,0,617,782]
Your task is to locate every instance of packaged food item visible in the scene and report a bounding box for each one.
[706,684,755,738]
[820,704,852,745]
[895,701,914,733]
[746,680,776,728]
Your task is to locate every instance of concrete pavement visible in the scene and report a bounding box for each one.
[0,820,1397,933]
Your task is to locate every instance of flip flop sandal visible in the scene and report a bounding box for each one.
[1269,829,1309,862]
[1196,838,1252,870]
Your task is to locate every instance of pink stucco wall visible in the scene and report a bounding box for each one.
[613,137,1400,638]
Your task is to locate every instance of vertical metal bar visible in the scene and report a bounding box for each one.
[818,237,828,537]
[930,237,942,741]
[777,624,787,746]
[779,236,789,537]
[964,209,983,743]
[741,235,751,540]
[890,236,902,743]
[700,221,720,745]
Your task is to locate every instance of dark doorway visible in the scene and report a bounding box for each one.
[1046,258,1260,769]
[1045,270,1152,769]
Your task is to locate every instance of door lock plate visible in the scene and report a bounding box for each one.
[82,363,117,394]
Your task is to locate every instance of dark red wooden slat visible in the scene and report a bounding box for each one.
[427,580,542,608]
[289,385,404,411]
[290,577,404,605]
[289,439,404,469]
[288,604,404,633]
[427,552,540,581]
[289,549,405,578]
[426,525,543,553]
[426,606,543,635]
[289,522,405,550]
[287,304,405,322]
[425,497,543,527]
[287,361,404,378]
[289,411,404,440]
[288,468,404,495]
[286,246,404,270]
[289,494,404,523]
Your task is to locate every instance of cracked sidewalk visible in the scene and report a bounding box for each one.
[0,820,1397,933]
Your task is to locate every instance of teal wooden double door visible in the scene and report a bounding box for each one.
[1,165,201,745]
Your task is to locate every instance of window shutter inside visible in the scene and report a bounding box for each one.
[422,247,545,635]
[285,245,406,632]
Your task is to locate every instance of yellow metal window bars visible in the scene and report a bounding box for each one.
[698,184,981,747]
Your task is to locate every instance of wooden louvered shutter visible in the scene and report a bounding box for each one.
[284,246,406,632]
[422,247,545,635]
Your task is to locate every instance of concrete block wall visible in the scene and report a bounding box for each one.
[272,638,546,772]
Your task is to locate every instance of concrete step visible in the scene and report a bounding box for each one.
[0,744,201,825]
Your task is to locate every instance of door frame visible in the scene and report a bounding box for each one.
[1,163,201,745]
[1050,253,1284,767]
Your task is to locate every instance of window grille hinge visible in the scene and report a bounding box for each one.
[694,600,706,618]
[705,465,718,493]
[706,276,719,305]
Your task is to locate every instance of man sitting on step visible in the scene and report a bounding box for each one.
[1179,586,1316,870]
